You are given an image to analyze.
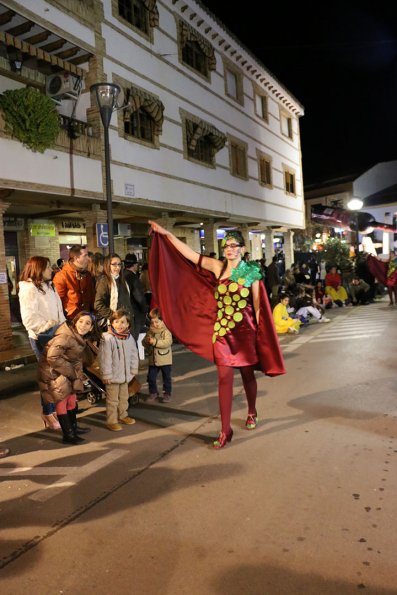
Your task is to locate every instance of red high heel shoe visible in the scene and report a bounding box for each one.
[41,413,61,430]
[246,411,258,430]
[213,429,233,449]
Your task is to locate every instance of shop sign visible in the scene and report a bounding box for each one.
[30,222,56,237]
[59,220,86,231]
[4,217,24,231]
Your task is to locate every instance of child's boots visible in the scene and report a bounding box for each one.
[58,414,85,445]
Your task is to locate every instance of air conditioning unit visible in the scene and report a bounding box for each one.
[114,223,132,237]
[46,73,80,99]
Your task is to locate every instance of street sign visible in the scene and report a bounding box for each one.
[97,223,108,248]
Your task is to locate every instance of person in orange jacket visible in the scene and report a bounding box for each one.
[53,245,95,319]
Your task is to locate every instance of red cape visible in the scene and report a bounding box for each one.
[149,233,285,376]
[367,255,387,285]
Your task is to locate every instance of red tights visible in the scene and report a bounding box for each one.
[55,393,77,416]
[388,286,397,304]
[217,365,257,433]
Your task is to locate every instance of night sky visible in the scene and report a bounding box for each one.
[201,1,397,186]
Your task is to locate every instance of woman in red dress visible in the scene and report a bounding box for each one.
[149,221,285,448]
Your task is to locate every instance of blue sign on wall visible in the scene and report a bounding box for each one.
[97,223,108,248]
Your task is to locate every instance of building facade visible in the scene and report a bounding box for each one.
[0,0,305,350]
[304,166,397,257]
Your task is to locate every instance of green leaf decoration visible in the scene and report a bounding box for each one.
[0,86,60,153]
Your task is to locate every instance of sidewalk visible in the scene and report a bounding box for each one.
[0,324,186,371]
[0,324,36,370]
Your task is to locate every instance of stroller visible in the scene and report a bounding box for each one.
[78,359,142,407]
[81,360,106,406]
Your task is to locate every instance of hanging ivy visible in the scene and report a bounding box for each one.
[0,86,60,153]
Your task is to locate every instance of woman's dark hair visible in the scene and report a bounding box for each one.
[279,292,289,301]
[223,230,245,247]
[103,253,127,289]
[19,256,51,294]
[89,252,105,278]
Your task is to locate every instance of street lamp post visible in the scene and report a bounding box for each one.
[347,197,364,257]
[90,82,121,255]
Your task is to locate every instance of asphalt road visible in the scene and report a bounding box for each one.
[0,299,396,594]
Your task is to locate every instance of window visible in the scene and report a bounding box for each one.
[179,19,216,79]
[183,114,226,167]
[188,132,213,164]
[255,93,268,121]
[229,137,248,179]
[118,0,149,34]
[121,84,164,148]
[182,39,208,77]
[114,0,159,39]
[284,169,296,195]
[281,112,293,139]
[124,107,154,142]
[258,154,272,187]
[224,59,244,105]
[226,69,238,99]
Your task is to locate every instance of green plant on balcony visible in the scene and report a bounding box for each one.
[0,86,60,153]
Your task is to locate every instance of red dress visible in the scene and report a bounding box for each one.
[213,277,259,367]
[149,233,285,377]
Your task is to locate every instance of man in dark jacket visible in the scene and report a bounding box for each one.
[266,255,281,308]
[53,245,95,319]
[348,275,371,305]
[124,253,148,341]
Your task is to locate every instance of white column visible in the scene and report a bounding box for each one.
[283,230,295,270]
[251,233,262,260]
[239,225,250,254]
[264,229,275,261]
[203,220,218,255]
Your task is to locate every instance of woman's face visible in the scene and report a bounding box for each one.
[281,297,289,306]
[75,315,93,336]
[42,261,52,281]
[223,240,242,262]
[110,258,122,276]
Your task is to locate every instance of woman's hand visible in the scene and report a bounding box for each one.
[149,220,170,236]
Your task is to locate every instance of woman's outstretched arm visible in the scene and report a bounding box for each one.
[149,220,221,275]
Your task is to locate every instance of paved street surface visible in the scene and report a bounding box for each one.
[0,299,396,594]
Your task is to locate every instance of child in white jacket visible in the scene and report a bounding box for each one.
[98,308,139,431]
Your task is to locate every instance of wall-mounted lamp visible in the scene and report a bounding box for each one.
[6,46,23,74]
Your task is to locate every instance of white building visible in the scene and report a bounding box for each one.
[0,0,304,350]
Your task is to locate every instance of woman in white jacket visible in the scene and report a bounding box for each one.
[19,256,66,429]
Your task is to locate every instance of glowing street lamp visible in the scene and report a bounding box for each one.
[347,197,364,256]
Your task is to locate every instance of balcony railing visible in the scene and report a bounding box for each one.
[0,108,101,158]
[56,114,101,157]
